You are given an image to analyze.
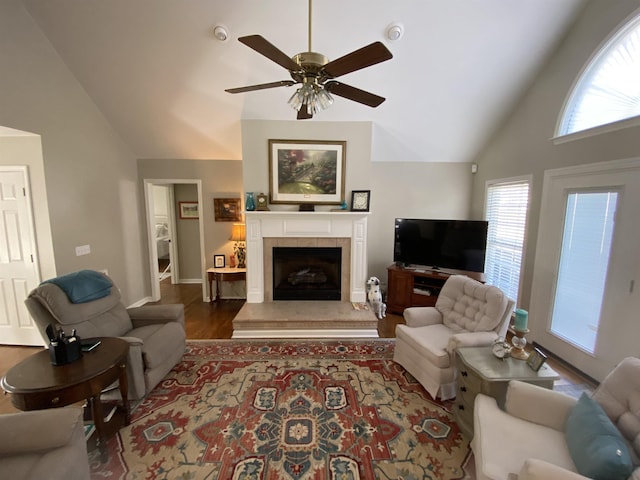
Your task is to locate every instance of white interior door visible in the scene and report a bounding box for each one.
[530,159,640,381]
[0,167,43,346]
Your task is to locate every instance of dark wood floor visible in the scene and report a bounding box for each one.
[0,281,592,416]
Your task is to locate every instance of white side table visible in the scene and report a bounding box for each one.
[454,346,560,438]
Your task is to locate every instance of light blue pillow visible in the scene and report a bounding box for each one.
[565,392,633,480]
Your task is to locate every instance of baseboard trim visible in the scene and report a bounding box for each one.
[129,297,152,308]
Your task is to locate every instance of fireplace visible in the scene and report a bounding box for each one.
[273,247,341,301]
[244,212,369,303]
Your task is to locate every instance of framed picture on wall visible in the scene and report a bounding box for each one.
[268,139,346,205]
[214,198,242,222]
[179,201,199,219]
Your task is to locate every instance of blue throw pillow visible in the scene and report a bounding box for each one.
[565,392,633,480]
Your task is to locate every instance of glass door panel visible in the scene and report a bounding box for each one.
[550,190,618,353]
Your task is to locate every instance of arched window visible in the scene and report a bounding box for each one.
[557,12,640,137]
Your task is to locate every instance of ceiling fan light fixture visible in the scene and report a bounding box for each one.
[386,22,404,41]
[213,25,229,42]
[288,82,333,115]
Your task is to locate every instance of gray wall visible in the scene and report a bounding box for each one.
[470,0,640,312]
[242,120,474,289]
[0,0,146,305]
[370,162,472,288]
[137,159,244,272]
[174,184,201,281]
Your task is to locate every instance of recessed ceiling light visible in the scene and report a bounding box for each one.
[213,25,229,42]
[385,22,404,41]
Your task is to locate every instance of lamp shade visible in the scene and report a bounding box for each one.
[229,223,246,242]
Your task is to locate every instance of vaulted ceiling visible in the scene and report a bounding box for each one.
[23,0,586,163]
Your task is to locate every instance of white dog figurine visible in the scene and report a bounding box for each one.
[366,276,387,320]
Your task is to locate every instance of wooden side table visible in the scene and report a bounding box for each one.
[454,346,560,438]
[207,267,247,303]
[0,337,130,462]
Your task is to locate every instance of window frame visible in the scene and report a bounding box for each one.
[553,8,640,144]
[483,175,532,306]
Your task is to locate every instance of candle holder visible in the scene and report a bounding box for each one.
[511,328,530,360]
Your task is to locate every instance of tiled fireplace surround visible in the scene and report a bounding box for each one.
[244,211,369,304]
[232,211,377,338]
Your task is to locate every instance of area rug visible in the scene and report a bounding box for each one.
[89,340,472,479]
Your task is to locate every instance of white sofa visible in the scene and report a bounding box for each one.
[394,274,514,400]
[472,357,640,480]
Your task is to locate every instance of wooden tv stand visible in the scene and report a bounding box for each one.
[386,264,485,314]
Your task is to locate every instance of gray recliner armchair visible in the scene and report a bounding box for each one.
[0,407,90,480]
[25,270,186,400]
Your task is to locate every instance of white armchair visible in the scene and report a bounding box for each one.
[393,274,514,400]
[472,357,640,480]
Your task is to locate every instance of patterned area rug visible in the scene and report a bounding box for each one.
[90,340,472,479]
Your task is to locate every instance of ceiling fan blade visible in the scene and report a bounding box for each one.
[225,80,296,94]
[238,35,302,72]
[322,42,393,78]
[297,107,313,120]
[325,81,385,107]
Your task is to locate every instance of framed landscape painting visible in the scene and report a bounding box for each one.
[179,201,199,219]
[214,198,242,222]
[268,139,346,205]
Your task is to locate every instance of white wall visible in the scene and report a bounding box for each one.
[242,120,474,289]
[0,0,147,305]
[241,120,373,206]
[370,162,472,287]
[470,1,640,329]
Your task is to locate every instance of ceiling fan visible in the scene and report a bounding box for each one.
[225,0,393,120]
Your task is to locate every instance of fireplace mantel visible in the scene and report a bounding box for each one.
[245,211,369,303]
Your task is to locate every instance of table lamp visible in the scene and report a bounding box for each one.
[230,223,246,268]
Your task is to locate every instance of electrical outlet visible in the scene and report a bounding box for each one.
[75,244,91,256]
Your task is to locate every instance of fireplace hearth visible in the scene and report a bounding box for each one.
[273,247,341,301]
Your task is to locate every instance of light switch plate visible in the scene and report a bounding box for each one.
[75,244,91,256]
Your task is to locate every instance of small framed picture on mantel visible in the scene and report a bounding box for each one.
[350,190,371,212]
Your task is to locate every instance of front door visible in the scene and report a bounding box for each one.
[0,167,43,346]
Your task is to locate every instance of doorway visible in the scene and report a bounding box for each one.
[144,179,206,302]
[530,158,640,381]
[0,166,42,345]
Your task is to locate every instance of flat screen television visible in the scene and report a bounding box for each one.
[393,218,488,273]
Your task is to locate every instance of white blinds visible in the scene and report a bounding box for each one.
[485,181,530,304]
[560,15,640,135]
[550,191,618,353]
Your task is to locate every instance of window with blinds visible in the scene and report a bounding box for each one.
[558,13,640,136]
[484,179,530,305]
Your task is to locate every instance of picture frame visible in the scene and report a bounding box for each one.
[350,190,371,212]
[179,201,199,219]
[268,139,346,205]
[526,347,548,372]
[214,254,225,268]
[214,198,242,222]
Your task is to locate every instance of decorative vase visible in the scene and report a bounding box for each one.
[245,192,256,211]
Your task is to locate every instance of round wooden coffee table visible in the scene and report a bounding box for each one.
[0,337,131,462]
